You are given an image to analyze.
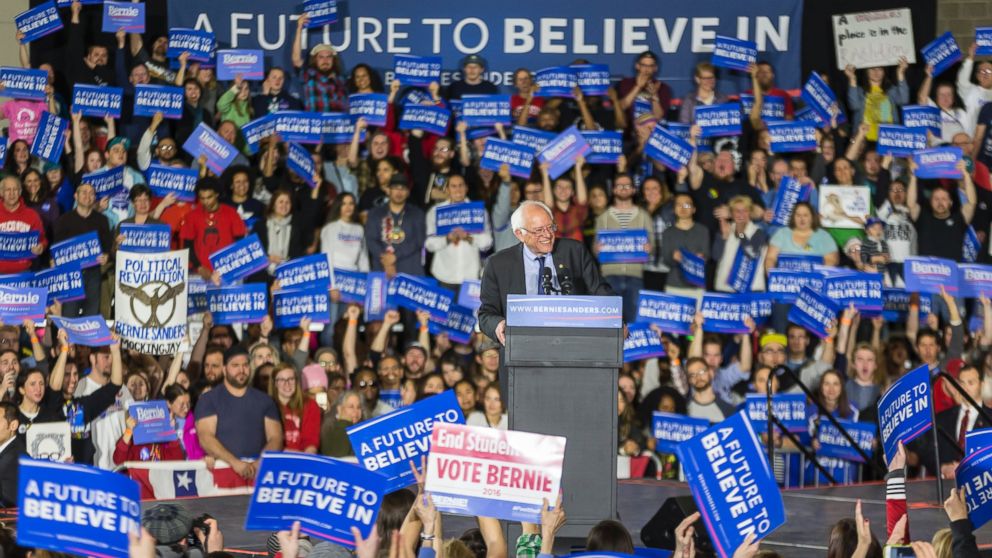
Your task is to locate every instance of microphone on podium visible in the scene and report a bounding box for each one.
[541,266,555,295]
[558,264,573,295]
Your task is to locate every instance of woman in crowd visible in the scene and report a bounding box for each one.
[845,58,909,142]
[640,176,674,292]
[466,384,506,430]
[222,166,265,227]
[454,379,478,419]
[918,65,969,142]
[714,195,768,292]
[252,188,320,279]
[765,202,840,270]
[20,168,59,246]
[320,389,362,457]
[112,385,187,466]
[269,363,320,454]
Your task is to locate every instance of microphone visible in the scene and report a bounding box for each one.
[541,267,555,295]
[558,264,573,295]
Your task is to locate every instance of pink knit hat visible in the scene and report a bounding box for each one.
[301,364,328,390]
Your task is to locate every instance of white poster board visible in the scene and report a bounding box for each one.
[819,185,872,229]
[26,422,71,462]
[832,8,917,70]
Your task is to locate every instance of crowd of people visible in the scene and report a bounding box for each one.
[3,0,992,555]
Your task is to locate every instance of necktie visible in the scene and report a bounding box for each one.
[537,256,547,294]
[959,409,970,449]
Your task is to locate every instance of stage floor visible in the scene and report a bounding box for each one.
[105,478,992,556]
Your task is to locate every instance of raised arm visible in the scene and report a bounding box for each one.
[160,348,184,394]
[748,64,764,130]
[109,336,123,386]
[347,118,367,169]
[540,163,553,207]
[342,305,362,375]
[48,330,69,392]
[959,160,977,224]
[370,310,400,354]
[292,15,309,71]
[845,122,869,162]
[687,125,704,190]
[906,164,920,221]
[71,112,85,173]
[574,156,587,205]
[456,122,471,168]
[918,66,934,106]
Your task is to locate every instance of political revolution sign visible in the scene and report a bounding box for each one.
[114,249,188,355]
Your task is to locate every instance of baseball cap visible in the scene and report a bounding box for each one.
[460,54,486,69]
[310,44,336,57]
[388,174,409,189]
[865,216,884,229]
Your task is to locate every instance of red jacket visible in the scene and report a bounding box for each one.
[281,398,321,452]
[0,199,46,273]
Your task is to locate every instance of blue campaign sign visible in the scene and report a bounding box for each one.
[913,147,963,179]
[394,55,442,86]
[676,412,785,558]
[347,390,464,493]
[127,401,178,445]
[479,138,535,178]
[323,113,364,144]
[742,293,774,325]
[217,49,265,80]
[744,393,807,433]
[333,268,369,304]
[636,290,695,334]
[209,233,268,283]
[512,126,556,152]
[349,93,389,127]
[277,254,332,291]
[274,111,325,144]
[824,272,883,312]
[536,125,591,180]
[51,316,114,347]
[961,264,992,298]
[878,364,932,463]
[787,287,839,339]
[700,293,753,334]
[102,1,145,33]
[133,84,184,119]
[0,273,35,290]
[242,114,278,153]
[767,121,816,153]
[34,265,85,304]
[728,246,759,293]
[767,269,823,303]
[246,452,387,547]
[882,288,931,322]
[207,283,268,324]
[30,112,67,163]
[364,271,389,322]
[645,123,693,171]
[0,231,40,260]
[146,164,198,202]
[573,64,610,96]
[711,36,757,71]
[167,28,215,62]
[429,303,477,344]
[801,72,838,122]
[273,287,332,329]
[82,166,125,200]
[17,458,141,558]
[119,224,171,253]
[403,88,434,106]
[436,202,487,235]
[922,31,962,77]
[461,94,511,127]
[506,294,622,328]
[581,131,623,164]
[738,94,786,122]
[694,103,742,137]
[458,280,481,310]
[957,446,992,529]
[679,249,706,287]
[187,276,209,314]
[287,143,317,188]
[978,28,992,56]
[964,226,981,264]
[388,274,454,321]
[183,122,238,174]
[16,2,63,44]
[769,176,810,226]
[901,105,942,137]
[966,428,992,455]
[398,104,450,136]
[623,322,666,362]
[0,286,46,322]
[904,256,960,295]
[51,231,102,269]
[876,125,927,157]
[597,229,649,264]
[0,67,48,101]
[303,0,338,27]
[534,66,578,97]
[652,412,709,454]
[817,419,875,463]
[776,253,821,272]
[72,84,124,119]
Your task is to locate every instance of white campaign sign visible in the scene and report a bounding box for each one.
[832,8,916,70]
[115,249,189,355]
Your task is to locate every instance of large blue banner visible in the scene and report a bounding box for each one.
[17,458,141,558]
[246,452,387,546]
[347,390,464,493]
[636,290,695,334]
[166,0,803,99]
[878,364,932,463]
[207,283,269,324]
[957,445,992,529]
[652,412,709,454]
[676,412,785,558]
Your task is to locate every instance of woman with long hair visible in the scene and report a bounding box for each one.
[20,168,59,245]
[269,364,320,454]
[466,384,506,430]
[809,370,860,485]
[252,188,319,278]
[4,140,35,177]
[845,57,909,142]
[765,202,840,270]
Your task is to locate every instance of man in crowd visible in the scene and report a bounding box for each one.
[447,55,498,100]
[0,176,45,274]
[685,356,735,423]
[180,178,247,280]
[54,183,112,317]
[366,175,426,277]
[292,16,347,112]
[594,173,654,322]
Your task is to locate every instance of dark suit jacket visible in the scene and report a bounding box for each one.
[919,404,992,473]
[478,238,613,341]
[0,436,25,508]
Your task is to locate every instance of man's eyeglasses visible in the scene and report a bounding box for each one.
[358,380,378,389]
[521,224,557,236]
[615,183,634,190]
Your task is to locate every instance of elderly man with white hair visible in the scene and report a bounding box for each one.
[478,200,612,346]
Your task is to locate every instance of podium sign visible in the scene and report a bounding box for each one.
[506,295,622,328]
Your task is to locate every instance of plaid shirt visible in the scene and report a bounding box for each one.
[553,202,588,243]
[516,534,542,558]
[302,67,348,113]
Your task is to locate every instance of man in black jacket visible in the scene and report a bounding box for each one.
[921,364,992,478]
[478,201,612,345]
[0,402,24,508]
